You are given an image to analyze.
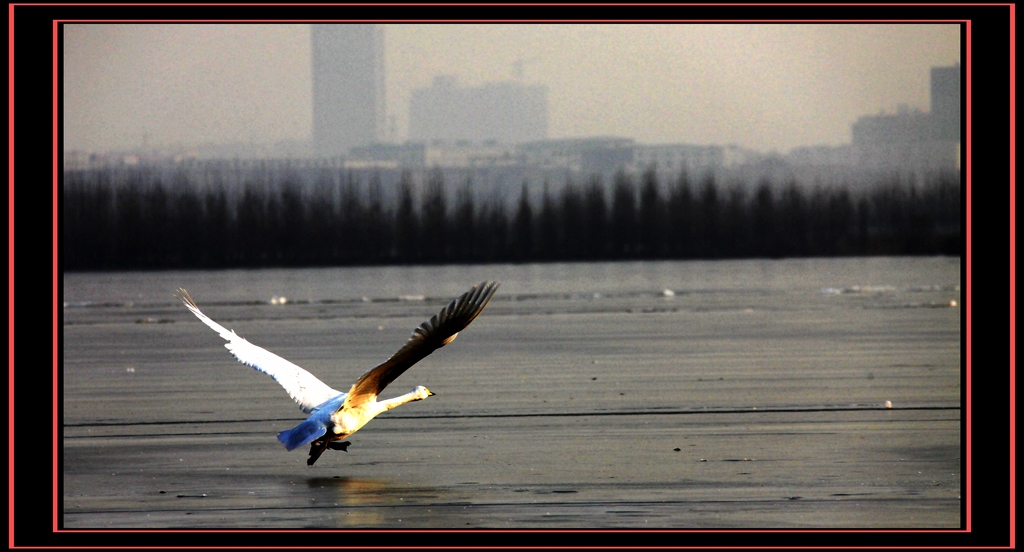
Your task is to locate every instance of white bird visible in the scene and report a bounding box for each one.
[176,281,499,465]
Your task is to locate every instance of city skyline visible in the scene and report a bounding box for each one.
[63,23,961,155]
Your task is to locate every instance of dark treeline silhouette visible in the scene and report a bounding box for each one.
[62,165,961,270]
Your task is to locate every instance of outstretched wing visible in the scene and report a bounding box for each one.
[176,288,343,414]
[342,281,499,410]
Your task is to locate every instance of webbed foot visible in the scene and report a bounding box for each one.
[307,439,351,465]
[307,440,329,466]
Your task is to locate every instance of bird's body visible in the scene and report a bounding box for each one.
[176,281,498,465]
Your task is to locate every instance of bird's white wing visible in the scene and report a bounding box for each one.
[176,289,342,414]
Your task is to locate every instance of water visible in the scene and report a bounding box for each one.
[64,256,960,302]
[61,257,963,529]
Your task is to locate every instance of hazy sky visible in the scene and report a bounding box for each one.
[63,23,960,154]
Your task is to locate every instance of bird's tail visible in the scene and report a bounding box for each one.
[277,417,328,451]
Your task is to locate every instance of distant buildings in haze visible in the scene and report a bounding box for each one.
[845,62,961,173]
[409,75,549,144]
[930,64,961,142]
[66,22,960,189]
[310,24,386,157]
[325,50,960,180]
[311,25,549,153]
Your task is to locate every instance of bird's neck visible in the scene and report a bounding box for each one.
[377,389,427,413]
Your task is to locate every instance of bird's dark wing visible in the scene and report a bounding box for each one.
[341,281,499,409]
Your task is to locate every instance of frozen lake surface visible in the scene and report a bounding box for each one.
[61,257,962,529]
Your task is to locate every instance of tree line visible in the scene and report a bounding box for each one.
[62,166,961,270]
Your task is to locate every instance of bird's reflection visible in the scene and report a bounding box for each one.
[306,476,389,495]
[303,476,446,527]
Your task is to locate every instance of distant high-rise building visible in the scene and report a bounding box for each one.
[409,75,548,144]
[930,63,961,141]
[310,24,385,157]
[847,63,961,173]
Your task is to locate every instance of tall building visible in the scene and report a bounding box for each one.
[409,75,548,144]
[310,24,385,157]
[847,64,961,172]
[930,63,961,141]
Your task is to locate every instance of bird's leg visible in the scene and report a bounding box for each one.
[307,439,350,465]
[307,439,329,466]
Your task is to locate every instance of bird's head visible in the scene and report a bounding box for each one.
[413,385,435,400]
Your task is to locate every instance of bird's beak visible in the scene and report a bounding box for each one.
[427,389,436,396]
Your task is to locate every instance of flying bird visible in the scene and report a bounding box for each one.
[176,281,499,465]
